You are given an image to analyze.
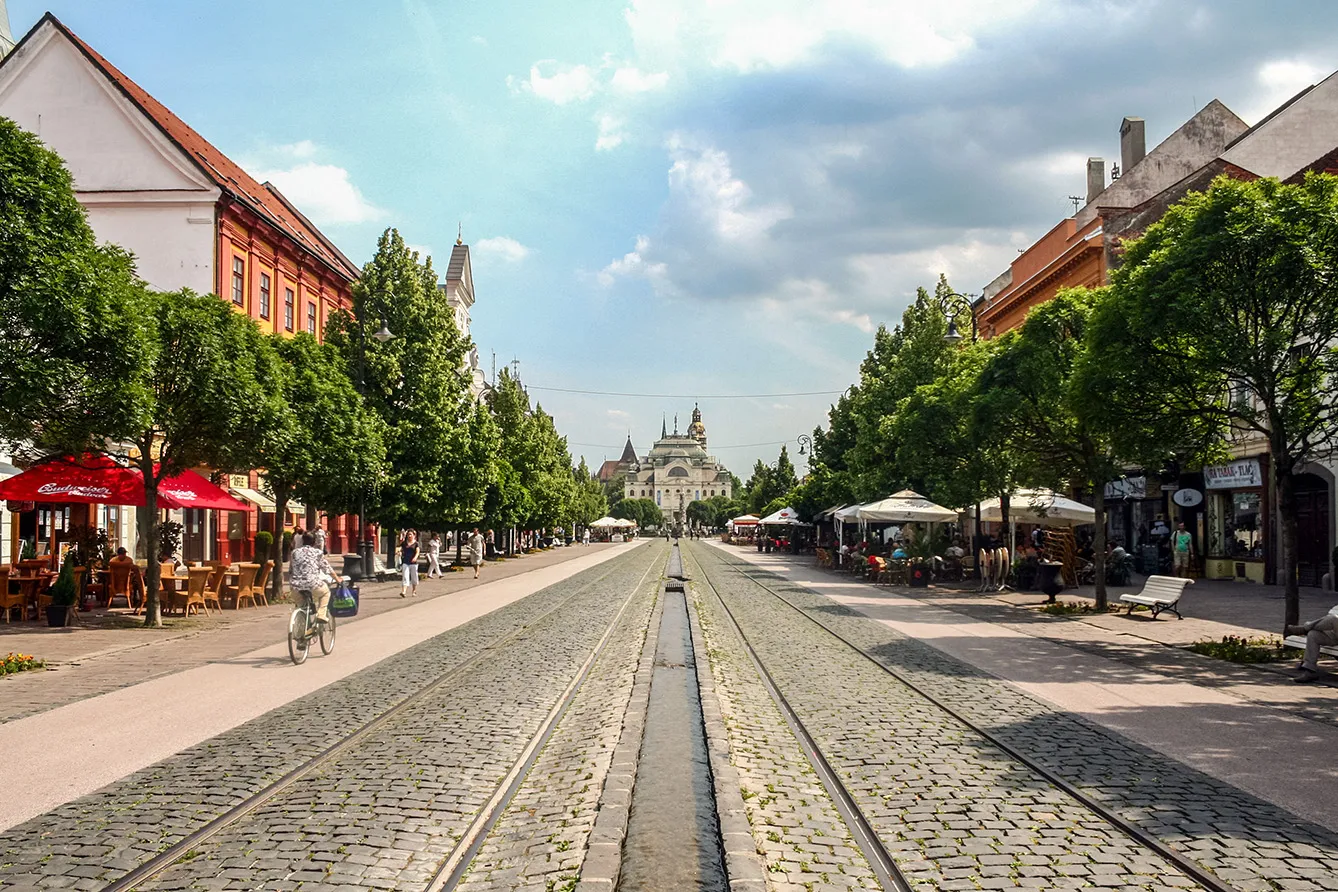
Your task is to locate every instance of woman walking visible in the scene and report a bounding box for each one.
[468,528,485,579]
[426,532,442,578]
[400,530,420,597]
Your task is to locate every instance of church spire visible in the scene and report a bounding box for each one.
[661,415,667,438]
[0,1,14,57]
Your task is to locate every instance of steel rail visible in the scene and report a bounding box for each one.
[704,550,1242,892]
[682,546,914,892]
[100,545,665,892]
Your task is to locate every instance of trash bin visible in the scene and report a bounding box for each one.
[1038,560,1064,602]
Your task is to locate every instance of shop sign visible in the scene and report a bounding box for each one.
[1172,489,1204,508]
[1204,459,1263,490]
[36,483,112,499]
[228,474,249,490]
[1104,476,1146,500]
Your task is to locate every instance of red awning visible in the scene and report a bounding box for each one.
[0,456,250,511]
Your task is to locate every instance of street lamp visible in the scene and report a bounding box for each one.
[937,289,983,574]
[796,433,813,456]
[356,311,394,578]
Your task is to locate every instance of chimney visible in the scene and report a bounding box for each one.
[1120,117,1146,173]
[1086,157,1105,204]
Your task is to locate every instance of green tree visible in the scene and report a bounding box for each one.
[613,497,662,530]
[327,228,478,535]
[262,334,387,600]
[571,459,609,532]
[743,459,771,513]
[1091,174,1338,626]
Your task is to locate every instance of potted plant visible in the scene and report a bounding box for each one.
[47,555,78,627]
[255,530,274,565]
[66,525,111,611]
[156,520,184,562]
[905,524,946,588]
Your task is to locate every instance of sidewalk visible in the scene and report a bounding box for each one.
[0,545,619,725]
[709,541,1338,833]
[0,541,641,831]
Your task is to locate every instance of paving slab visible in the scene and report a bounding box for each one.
[710,541,1338,835]
[0,541,642,831]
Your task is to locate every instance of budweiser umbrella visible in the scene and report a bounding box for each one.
[0,456,249,511]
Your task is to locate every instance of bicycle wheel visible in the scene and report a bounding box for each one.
[288,607,311,665]
[318,612,336,655]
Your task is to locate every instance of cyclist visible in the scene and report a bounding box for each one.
[289,530,334,626]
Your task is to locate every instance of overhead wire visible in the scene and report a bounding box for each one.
[528,385,843,399]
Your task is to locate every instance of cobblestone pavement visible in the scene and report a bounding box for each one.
[0,543,666,891]
[455,567,664,892]
[0,544,619,725]
[680,547,881,892]
[692,543,1338,892]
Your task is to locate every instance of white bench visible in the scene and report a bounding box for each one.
[1284,605,1338,659]
[1119,575,1193,620]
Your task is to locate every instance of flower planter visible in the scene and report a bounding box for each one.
[46,604,71,627]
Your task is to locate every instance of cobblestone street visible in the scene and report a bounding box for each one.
[3,540,1336,892]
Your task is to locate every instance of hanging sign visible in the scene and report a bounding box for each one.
[1204,459,1262,489]
[1104,476,1147,500]
[228,474,250,490]
[1172,489,1204,508]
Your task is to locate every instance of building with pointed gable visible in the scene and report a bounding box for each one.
[623,407,733,523]
[438,237,489,399]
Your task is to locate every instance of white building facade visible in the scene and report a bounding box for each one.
[624,407,733,525]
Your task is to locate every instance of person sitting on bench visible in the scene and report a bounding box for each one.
[1286,610,1338,684]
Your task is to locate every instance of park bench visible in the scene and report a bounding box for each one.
[1284,605,1338,660]
[1119,575,1193,620]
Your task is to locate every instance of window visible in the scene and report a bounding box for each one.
[231,257,245,305]
[284,288,295,331]
[307,302,317,334]
[259,273,271,319]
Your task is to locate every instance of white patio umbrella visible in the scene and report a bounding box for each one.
[614,517,638,528]
[758,506,804,525]
[855,490,958,523]
[977,489,1095,526]
[589,516,623,528]
[730,514,760,526]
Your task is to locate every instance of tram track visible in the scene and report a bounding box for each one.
[683,542,1244,892]
[92,543,666,892]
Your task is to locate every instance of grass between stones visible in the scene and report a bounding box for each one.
[1188,635,1299,664]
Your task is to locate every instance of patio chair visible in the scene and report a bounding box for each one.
[878,559,911,585]
[251,561,274,607]
[104,562,137,610]
[225,563,260,609]
[174,567,212,617]
[203,566,225,613]
[0,567,25,623]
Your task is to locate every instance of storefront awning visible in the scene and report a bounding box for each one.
[231,487,276,511]
[286,500,306,516]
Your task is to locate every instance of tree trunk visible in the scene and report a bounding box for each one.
[999,492,1011,543]
[456,526,464,566]
[138,446,162,628]
[1275,461,1301,628]
[1092,485,1108,611]
[272,490,288,604]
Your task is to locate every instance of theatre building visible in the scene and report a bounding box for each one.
[0,14,364,561]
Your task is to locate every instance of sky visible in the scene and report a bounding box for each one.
[8,0,1338,479]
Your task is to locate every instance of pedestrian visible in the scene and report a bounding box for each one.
[399,530,419,597]
[426,532,442,577]
[1287,610,1338,683]
[314,521,327,555]
[290,531,334,624]
[468,527,486,579]
[582,527,590,546]
[1172,522,1193,577]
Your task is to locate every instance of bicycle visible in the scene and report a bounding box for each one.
[288,587,336,665]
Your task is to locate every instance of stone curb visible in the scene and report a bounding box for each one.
[575,570,666,892]
[686,575,770,892]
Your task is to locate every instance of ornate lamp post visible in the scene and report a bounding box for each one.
[938,290,983,574]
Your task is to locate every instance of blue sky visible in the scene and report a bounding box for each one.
[9,1,1338,479]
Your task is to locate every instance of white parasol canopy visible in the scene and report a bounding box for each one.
[614,517,638,528]
[730,514,760,526]
[833,504,863,522]
[978,489,1094,526]
[590,516,624,528]
[758,506,804,525]
[855,490,958,523]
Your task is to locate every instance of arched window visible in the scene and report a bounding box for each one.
[666,466,689,478]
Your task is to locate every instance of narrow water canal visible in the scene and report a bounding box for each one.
[617,565,727,891]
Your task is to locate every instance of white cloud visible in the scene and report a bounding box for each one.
[475,236,531,262]
[667,136,792,241]
[624,0,1043,73]
[471,35,488,46]
[271,139,318,160]
[1242,58,1330,122]
[251,161,385,226]
[597,235,668,286]
[595,114,627,151]
[611,66,669,93]
[511,61,600,105]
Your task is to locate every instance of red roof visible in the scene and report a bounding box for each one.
[27,14,360,283]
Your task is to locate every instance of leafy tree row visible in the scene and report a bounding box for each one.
[768,175,1338,625]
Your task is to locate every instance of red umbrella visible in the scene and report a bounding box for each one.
[154,467,250,511]
[0,456,250,511]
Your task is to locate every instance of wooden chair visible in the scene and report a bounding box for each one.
[104,561,137,610]
[251,561,274,607]
[0,567,25,623]
[203,566,225,613]
[174,567,212,617]
[159,561,179,597]
[224,563,260,609]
